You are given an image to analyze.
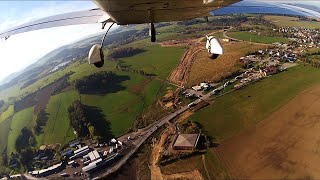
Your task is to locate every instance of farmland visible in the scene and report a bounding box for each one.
[37,90,78,146]
[227,31,290,44]
[0,105,14,123]
[81,76,164,137]
[216,84,320,179]
[0,42,184,162]
[120,45,186,79]
[188,41,267,86]
[0,118,12,153]
[181,65,320,179]
[265,15,320,29]
[189,65,320,141]
[7,107,34,155]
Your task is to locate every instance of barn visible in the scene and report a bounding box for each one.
[173,134,200,150]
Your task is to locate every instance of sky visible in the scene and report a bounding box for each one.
[0,1,105,83]
[0,1,320,83]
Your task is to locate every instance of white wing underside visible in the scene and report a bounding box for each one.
[0,0,241,39]
[0,8,108,39]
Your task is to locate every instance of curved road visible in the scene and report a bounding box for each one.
[93,103,194,179]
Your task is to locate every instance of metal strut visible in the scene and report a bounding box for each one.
[150,23,156,42]
[100,22,116,47]
[92,22,116,68]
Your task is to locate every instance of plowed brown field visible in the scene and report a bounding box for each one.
[216,85,320,179]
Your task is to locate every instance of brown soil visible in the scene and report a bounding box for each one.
[168,43,205,87]
[175,110,194,124]
[160,38,195,47]
[216,85,320,179]
[187,42,267,86]
[34,77,67,114]
[14,76,69,114]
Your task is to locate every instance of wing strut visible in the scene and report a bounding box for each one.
[88,23,116,68]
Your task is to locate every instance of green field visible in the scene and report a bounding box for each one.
[189,65,320,141]
[81,72,164,137]
[0,118,13,153]
[0,45,184,102]
[265,15,320,29]
[227,31,290,44]
[7,107,34,155]
[38,90,78,146]
[120,45,186,79]
[0,44,182,156]
[0,105,14,123]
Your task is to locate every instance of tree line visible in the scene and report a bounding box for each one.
[14,128,36,167]
[68,100,90,137]
[34,109,48,135]
[108,47,145,59]
[68,100,112,141]
[177,15,248,27]
[301,51,320,68]
[75,71,128,94]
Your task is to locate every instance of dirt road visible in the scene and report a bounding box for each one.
[216,85,320,179]
[168,44,205,87]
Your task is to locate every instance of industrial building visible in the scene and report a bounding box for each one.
[82,153,119,174]
[70,146,90,160]
[29,162,63,177]
[173,134,200,150]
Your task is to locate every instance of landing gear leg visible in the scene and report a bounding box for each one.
[150,23,156,42]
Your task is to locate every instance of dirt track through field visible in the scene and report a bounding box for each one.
[216,85,320,179]
[168,44,205,87]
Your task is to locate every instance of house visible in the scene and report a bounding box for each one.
[61,149,74,158]
[222,38,230,43]
[263,65,278,76]
[200,83,209,89]
[173,134,200,150]
[192,85,202,91]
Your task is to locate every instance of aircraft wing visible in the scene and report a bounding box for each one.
[0,8,111,39]
[94,0,242,25]
[0,0,241,39]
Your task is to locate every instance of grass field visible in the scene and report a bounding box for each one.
[160,154,207,178]
[189,65,320,141]
[188,42,266,86]
[120,45,186,80]
[37,90,78,146]
[227,31,290,44]
[265,15,320,29]
[0,45,184,102]
[0,118,13,153]
[0,105,14,123]
[7,107,34,155]
[81,71,164,137]
[0,44,182,153]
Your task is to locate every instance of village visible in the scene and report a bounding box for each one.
[279,26,320,48]
[183,41,299,100]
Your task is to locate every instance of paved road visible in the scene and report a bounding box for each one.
[93,102,196,179]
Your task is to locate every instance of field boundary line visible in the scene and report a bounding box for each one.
[202,154,211,180]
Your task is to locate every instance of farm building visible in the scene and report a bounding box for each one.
[263,65,278,76]
[173,134,200,150]
[192,85,202,91]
